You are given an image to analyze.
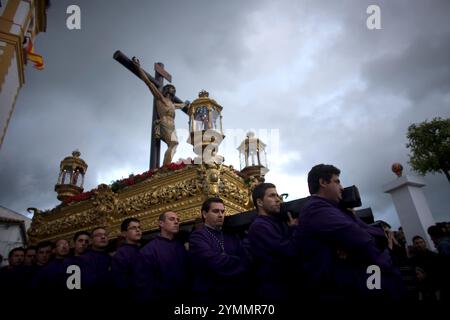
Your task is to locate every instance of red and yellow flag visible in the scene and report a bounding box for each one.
[26,39,44,70]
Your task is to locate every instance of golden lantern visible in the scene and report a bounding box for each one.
[187,90,224,164]
[54,150,88,201]
[237,132,269,181]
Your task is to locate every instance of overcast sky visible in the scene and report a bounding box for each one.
[1,0,449,233]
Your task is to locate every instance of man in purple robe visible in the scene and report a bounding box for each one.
[64,230,90,268]
[35,241,53,268]
[0,247,25,289]
[294,164,404,301]
[141,211,189,302]
[24,246,37,266]
[79,227,112,293]
[32,239,70,292]
[28,241,53,289]
[54,231,90,300]
[111,218,147,300]
[189,197,251,303]
[0,247,25,271]
[247,183,298,302]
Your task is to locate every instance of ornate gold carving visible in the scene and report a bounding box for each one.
[28,207,98,242]
[197,163,223,197]
[220,178,250,207]
[116,178,198,216]
[28,164,252,244]
[150,178,199,205]
[27,208,44,239]
[92,184,118,224]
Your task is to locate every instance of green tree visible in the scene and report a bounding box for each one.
[406,117,450,182]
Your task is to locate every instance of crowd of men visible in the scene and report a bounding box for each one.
[1,164,449,304]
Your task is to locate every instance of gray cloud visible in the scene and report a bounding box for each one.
[1,0,449,229]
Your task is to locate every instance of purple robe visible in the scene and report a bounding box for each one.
[32,258,67,291]
[111,243,148,300]
[294,195,404,301]
[140,236,189,301]
[247,215,298,301]
[63,254,84,272]
[0,265,31,291]
[189,226,251,302]
[79,249,112,292]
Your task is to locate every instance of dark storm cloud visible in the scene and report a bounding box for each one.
[0,0,449,229]
[0,0,263,213]
[232,0,450,225]
[362,34,450,101]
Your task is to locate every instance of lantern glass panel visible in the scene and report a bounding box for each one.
[240,149,246,170]
[61,166,73,184]
[72,169,83,186]
[194,106,209,131]
[260,149,268,167]
[211,109,221,131]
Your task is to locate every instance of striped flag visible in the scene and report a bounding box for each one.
[26,39,44,70]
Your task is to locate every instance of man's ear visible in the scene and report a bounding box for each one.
[256,198,263,208]
[319,178,327,188]
[159,220,164,229]
[121,231,127,238]
[201,211,207,220]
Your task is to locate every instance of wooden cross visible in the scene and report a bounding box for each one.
[113,50,188,170]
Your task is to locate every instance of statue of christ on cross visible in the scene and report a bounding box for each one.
[131,57,189,166]
[114,50,192,169]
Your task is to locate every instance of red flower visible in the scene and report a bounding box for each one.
[63,190,94,205]
[65,162,188,204]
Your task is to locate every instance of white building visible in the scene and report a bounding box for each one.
[0,205,31,266]
[0,0,48,149]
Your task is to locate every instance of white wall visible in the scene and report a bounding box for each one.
[0,206,31,229]
[0,48,20,148]
[0,206,31,266]
[0,224,25,267]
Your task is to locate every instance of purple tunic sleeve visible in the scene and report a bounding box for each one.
[306,201,393,271]
[80,250,112,290]
[248,217,297,258]
[111,246,133,290]
[189,230,247,278]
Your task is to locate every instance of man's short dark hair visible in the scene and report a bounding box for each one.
[73,230,90,242]
[120,218,140,232]
[307,164,341,194]
[91,226,106,236]
[201,197,224,213]
[8,247,25,259]
[201,197,224,222]
[25,246,37,253]
[412,235,424,242]
[428,225,444,238]
[37,241,54,250]
[252,183,276,212]
[55,238,69,246]
[374,220,391,230]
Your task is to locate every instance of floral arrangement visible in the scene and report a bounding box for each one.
[63,160,189,205]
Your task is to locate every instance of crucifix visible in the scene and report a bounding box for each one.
[113,50,189,170]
